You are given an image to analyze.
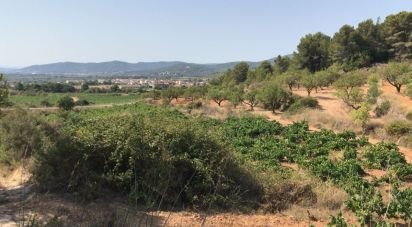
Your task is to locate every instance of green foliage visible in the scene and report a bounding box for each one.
[0,109,56,164]
[9,93,139,107]
[243,86,259,111]
[161,87,181,103]
[146,89,161,100]
[255,60,273,81]
[74,99,90,106]
[0,74,8,106]
[80,83,89,92]
[345,186,385,226]
[389,164,412,181]
[350,104,370,130]
[330,20,387,71]
[367,74,381,104]
[228,86,244,108]
[34,104,263,209]
[207,86,228,106]
[287,96,319,114]
[110,84,120,92]
[232,62,250,84]
[385,120,412,136]
[57,96,75,111]
[374,100,391,117]
[363,143,406,169]
[327,212,348,227]
[383,11,412,60]
[380,62,412,93]
[297,32,331,72]
[273,55,290,74]
[334,70,367,109]
[300,71,317,96]
[40,100,53,107]
[257,82,291,113]
[314,70,339,89]
[183,86,207,102]
[16,82,76,93]
[280,70,301,90]
[388,185,412,222]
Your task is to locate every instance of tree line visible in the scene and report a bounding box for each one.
[296,11,412,72]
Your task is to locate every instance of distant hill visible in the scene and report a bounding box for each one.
[13,60,263,77]
[0,67,19,73]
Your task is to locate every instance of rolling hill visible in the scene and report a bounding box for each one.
[13,60,262,77]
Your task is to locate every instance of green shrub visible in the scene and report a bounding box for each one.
[287,96,319,113]
[74,99,90,106]
[385,120,412,136]
[57,96,75,111]
[363,143,406,169]
[328,213,348,227]
[374,100,391,117]
[345,186,385,226]
[34,106,263,209]
[388,187,412,222]
[343,148,357,160]
[40,100,53,107]
[366,74,381,104]
[389,164,412,181]
[0,109,56,164]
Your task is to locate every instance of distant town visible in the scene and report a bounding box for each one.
[66,78,208,89]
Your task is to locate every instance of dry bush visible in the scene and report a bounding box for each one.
[288,109,360,133]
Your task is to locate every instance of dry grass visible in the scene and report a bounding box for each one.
[277,163,352,223]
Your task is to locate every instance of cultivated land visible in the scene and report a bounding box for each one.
[8,93,140,108]
[1,80,412,226]
[1,10,412,227]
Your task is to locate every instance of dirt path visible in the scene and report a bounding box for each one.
[0,167,32,227]
[0,165,328,226]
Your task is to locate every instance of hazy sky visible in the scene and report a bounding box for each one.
[1,0,412,66]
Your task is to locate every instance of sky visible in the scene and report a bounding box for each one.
[1,0,412,67]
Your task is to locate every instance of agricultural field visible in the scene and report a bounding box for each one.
[8,92,141,107]
[1,102,412,226]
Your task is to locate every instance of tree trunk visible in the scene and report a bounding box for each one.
[396,85,401,93]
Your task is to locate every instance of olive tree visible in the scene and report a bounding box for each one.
[258,82,291,113]
[300,71,317,96]
[380,62,412,93]
[281,70,301,91]
[243,87,259,111]
[228,86,244,108]
[334,70,367,110]
[207,87,228,107]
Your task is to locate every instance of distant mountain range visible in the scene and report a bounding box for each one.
[6,60,265,77]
